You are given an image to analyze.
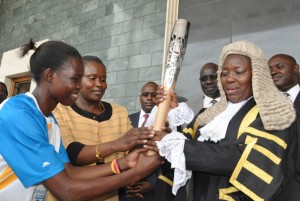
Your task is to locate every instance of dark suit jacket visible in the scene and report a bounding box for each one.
[273,88,300,201]
[129,111,140,128]
[293,95,299,113]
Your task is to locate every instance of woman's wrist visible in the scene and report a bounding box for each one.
[98,141,118,158]
[110,140,121,153]
[117,157,129,171]
[95,144,105,162]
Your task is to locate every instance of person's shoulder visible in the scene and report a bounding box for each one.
[296,90,300,101]
[129,111,139,118]
[0,94,43,121]
[2,94,35,111]
[294,90,300,115]
[129,111,139,115]
[54,103,72,112]
[52,103,74,119]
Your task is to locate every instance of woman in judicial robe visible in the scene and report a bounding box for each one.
[154,41,297,201]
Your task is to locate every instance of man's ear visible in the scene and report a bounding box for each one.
[44,68,55,82]
[293,64,299,74]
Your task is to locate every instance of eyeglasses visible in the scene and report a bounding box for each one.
[141,92,157,97]
[199,74,218,82]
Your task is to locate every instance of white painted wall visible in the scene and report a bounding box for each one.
[0,39,48,96]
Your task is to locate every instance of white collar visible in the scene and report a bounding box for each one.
[198,97,251,142]
[285,84,300,103]
[138,109,149,127]
[203,95,221,108]
[139,109,148,117]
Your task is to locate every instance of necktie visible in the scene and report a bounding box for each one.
[283,92,290,97]
[210,99,217,105]
[141,114,149,127]
[283,92,293,101]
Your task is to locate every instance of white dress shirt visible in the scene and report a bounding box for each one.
[203,95,221,108]
[284,84,300,103]
[138,110,148,127]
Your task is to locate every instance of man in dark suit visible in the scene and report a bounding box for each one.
[268,54,299,113]
[130,82,158,128]
[120,82,159,201]
[268,54,300,200]
[183,62,220,140]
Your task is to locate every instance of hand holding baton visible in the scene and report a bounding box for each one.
[147,19,190,156]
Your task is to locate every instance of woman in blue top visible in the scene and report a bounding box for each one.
[0,39,162,201]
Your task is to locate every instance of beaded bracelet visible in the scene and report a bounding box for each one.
[111,160,117,174]
[116,159,122,172]
[111,159,121,174]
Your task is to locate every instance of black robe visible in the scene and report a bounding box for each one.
[182,108,206,140]
[181,98,297,201]
[272,90,300,201]
[156,105,207,201]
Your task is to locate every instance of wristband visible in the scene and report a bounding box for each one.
[112,159,121,174]
[111,160,117,174]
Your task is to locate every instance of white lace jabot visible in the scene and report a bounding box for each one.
[198,99,249,142]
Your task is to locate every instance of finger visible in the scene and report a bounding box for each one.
[125,184,135,190]
[161,126,172,133]
[143,144,159,152]
[133,193,144,199]
[139,128,154,135]
[127,189,142,194]
[130,127,151,138]
[135,138,153,145]
[155,86,166,103]
[150,130,168,141]
[126,188,142,194]
[135,193,144,198]
[138,130,155,141]
[129,128,151,140]
[130,148,147,154]
[133,181,143,186]
[147,126,153,130]
[126,193,143,199]
[145,140,157,147]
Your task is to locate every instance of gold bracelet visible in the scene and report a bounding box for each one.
[95,144,104,161]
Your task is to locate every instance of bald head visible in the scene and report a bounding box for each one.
[200,63,218,75]
[268,54,299,92]
[199,63,220,99]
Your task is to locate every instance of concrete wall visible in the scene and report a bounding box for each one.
[177,0,300,113]
[0,0,167,114]
[2,0,299,114]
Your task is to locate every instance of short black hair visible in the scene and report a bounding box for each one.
[82,55,104,67]
[20,38,82,83]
